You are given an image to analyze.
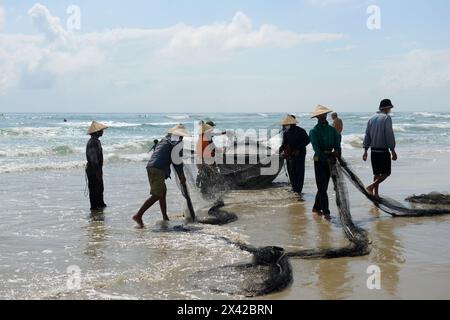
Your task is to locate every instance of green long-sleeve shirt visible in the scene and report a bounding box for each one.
[309,121,341,162]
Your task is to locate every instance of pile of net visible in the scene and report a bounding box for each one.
[406,192,450,206]
[189,246,292,297]
[337,158,450,217]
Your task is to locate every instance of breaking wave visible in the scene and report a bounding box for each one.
[166,115,190,120]
[414,112,450,119]
[394,123,450,132]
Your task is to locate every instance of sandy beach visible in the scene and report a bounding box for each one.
[1,142,449,299]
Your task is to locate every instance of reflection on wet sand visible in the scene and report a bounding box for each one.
[84,211,107,261]
[313,217,352,300]
[369,206,405,298]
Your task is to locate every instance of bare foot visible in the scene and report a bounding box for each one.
[312,208,322,216]
[132,215,145,229]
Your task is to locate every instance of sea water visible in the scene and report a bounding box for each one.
[1,112,450,299]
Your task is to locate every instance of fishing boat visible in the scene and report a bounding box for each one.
[186,139,284,191]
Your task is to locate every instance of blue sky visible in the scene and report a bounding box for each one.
[0,0,449,113]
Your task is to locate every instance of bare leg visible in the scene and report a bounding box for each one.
[367,176,378,195]
[159,191,169,221]
[133,195,160,228]
[367,174,388,197]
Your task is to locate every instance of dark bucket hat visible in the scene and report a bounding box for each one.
[379,99,394,111]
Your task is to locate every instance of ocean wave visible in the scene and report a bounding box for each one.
[341,134,364,149]
[63,121,141,128]
[0,127,61,137]
[414,112,450,119]
[144,122,179,127]
[166,115,190,120]
[106,153,150,163]
[0,160,86,174]
[0,145,78,158]
[103,140,158,154]
[394,123,450,132]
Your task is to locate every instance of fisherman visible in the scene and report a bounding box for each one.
[133,124,190,228]
[309,105,342,219]
[196,120,227,164]
[197,122,216,164]
[279,115,310,196]
[331,112,343,135]
[86,121,108,211]
[363,99,397,197]
[195,121,228,193]
[150,139,159,152]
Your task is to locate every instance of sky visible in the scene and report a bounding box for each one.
[0,0,449,113]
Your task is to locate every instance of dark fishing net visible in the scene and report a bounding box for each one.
[175,163,239,226]
[197,200,238,226]
[286,158,371,259]
[406,193,450,206]
[337,158,450,217]
[189,246,292,297]
[186,158,372,296]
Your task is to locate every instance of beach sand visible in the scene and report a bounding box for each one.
[1,152,450,300]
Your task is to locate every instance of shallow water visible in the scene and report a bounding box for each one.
[1,112,450,299]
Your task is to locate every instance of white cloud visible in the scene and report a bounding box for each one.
[0,4,345,94]
[379,49,450,93]
[28,3,68,42]
[0,6,5,30]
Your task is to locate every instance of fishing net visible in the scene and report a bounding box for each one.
[189,246,292,297]
[337,158,450,217]
[406,193,450,206]
[176,132,284,226]
[175,164,239,226]
[286,158,371,259]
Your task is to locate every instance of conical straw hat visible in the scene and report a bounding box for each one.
[280,114,298,125]
[311,105,333,118]
[168,124,190,137]
[199,122,214,134]
[87,121,108,135]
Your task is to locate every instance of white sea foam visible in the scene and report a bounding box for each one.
[145,122,179,126]
[414,112,450,119]
[63,121,141,128]
[166,115,190,120]
[341,134,364,149]
[0,127,61,137]
[0,160,85,174]
[395,123,450,132]
[0,145,79,158]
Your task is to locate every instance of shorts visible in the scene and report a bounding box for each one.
[371,151,391,176]
[147,167,167,197]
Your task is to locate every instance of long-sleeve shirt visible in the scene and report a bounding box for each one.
[309,121,341,162]
[280,125,310,156]
[363,112,396,152]
[86,136,103,171]
[147,135,184,179]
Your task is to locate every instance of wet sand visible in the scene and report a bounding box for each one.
[1,154,450,299]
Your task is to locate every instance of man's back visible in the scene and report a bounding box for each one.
[147,136,184,178]
[333,118,343,134]
[282,126,310,153]
[363,112,396,151]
